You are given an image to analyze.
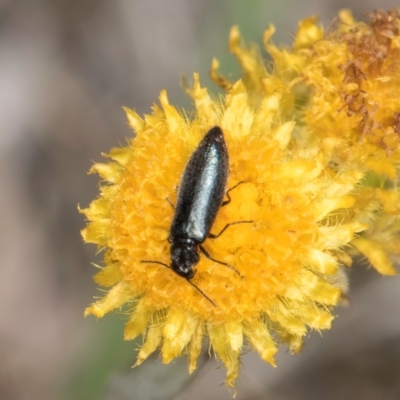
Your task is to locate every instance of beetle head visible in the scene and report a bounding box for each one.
[170,244,199,279]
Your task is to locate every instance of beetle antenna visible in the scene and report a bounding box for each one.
[186,280,217,307]
[140,260,216,307]
[141,260,170,268]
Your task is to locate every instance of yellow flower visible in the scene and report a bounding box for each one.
[82,73,368,389]
[212,9,400,277]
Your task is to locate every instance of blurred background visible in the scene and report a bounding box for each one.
[1,1,400,399]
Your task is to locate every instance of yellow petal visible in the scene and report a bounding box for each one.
[208,324,240,388]
[298,270,340,305]
[188,322,204,374]
[338,9,355,25]
[134,323,163,367]
[252,92,282,133]
[318,222,368,249]
[272,121,295,150]
[377,189,400,215]
[94,263,122,287]
[266,298,307,337]
[124,107,145,133]
[324,170,364,197]
[222,81,254,138]
[190,73,219,126]
[352,238,397,275]
[159,90,185,134]
[84,281,133,318]
[278,330,304,354]
[225,320,243,352]
[81,198,111,220]
[305,248,338,275]
[245,319,277,366]
[209,58,233,91]
[336,251,353,267]
[89,163,123,183]
[290,300,333,330]
[313,195,356,221]
[263,24,276,46]
[384,237,400,255]
[229,26,266,86]
[106,147,132,167]
[124,298,154,340]
[81,219,111,246]
[162,308,198,363]
[365,157,397,179]
[293,16,324,50]
[278,159,322,182]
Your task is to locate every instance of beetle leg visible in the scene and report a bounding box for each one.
[199,245,242,278]
[209,220,253,239]
[221,181,244,206]
[166,198,175,209]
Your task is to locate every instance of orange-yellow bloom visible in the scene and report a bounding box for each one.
[82,74,367,388]
[82,8,399,393]
[212,9,400,277]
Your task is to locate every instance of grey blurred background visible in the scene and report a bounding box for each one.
[1,1,399,399]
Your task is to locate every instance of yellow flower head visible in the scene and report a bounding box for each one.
[212,9,400,277]
[82,73,367,388]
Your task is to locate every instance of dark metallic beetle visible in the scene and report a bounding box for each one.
[142,126,251,305]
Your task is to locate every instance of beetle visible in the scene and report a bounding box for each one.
[141,126,252,305]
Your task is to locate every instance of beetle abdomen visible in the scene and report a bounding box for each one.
[170,126,229,243]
